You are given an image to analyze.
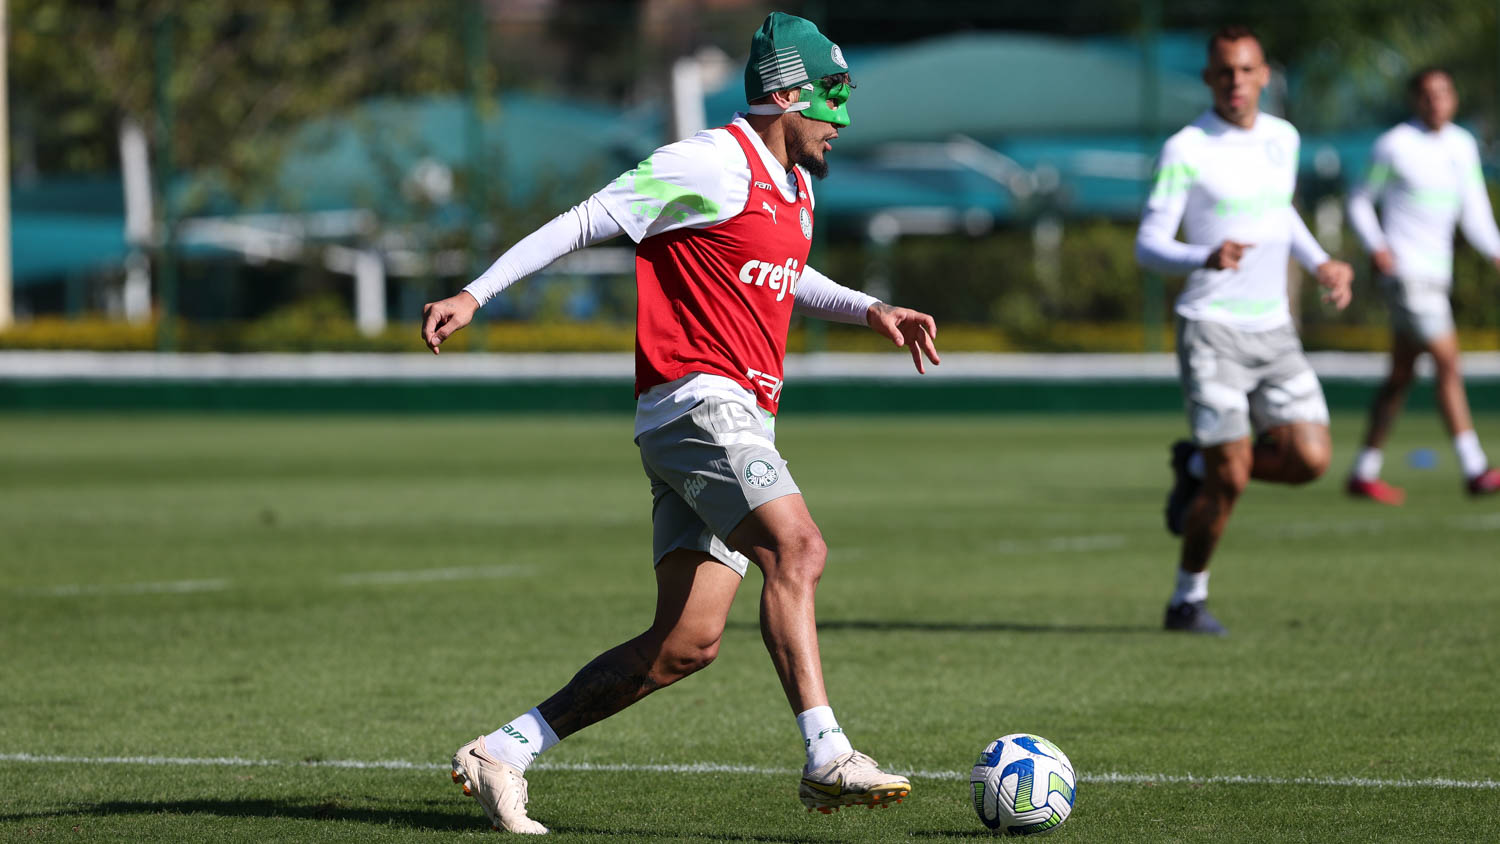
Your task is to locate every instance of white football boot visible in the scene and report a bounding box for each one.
[451,736,549,834]
[798,750,911,813]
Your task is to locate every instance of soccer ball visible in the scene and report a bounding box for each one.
[969,733,1076,835]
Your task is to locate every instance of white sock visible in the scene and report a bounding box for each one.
[1170,568,1209,607]
[1352,447,1383,482]
[1186,450,1205,480]
[1454,430,1488,479]
[797,705,854,771]
[484,707,560,773]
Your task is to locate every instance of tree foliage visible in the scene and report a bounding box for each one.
[10,0,478,193]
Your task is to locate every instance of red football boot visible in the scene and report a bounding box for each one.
[1467,467,1500,496]
[1346,476,1405,506]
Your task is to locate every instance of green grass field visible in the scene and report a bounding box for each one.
[3,411,1498,842]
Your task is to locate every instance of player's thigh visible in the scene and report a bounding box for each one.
[725,492,824,566]
[1388,329,1424,377]
[1424,330,1463,373]
[652,548,743,645]
[1257,421,1332,471]
[1249,324,1329,433]
[1177,319,1256,447]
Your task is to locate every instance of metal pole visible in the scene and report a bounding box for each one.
[0,0,13,329]
[154,13,178,351]
[462,0,489,349]
[1140,0,1164,353]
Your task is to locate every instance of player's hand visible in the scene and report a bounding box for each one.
[1205,240,1253,270]
[1491,255,1500,274]
[867,302,940,374]
[1372,249,1396,277]
[421,292,481,354]
[1316,260,1354,311]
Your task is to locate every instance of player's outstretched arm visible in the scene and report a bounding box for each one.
[419,196,627,355]
[421,291,481,354]
[866,302,940,374]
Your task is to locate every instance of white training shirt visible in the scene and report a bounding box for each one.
[1136,110,1331,331]
[1346,120,1500,286]
[460,114,880,437]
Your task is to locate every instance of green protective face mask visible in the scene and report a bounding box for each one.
[800,80,851,127]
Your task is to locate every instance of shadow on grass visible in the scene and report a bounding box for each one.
[545,825,829,842]
[728,619,1155,635]
[1,802,829,841]
[0,798,478,832]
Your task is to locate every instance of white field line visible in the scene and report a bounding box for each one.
[944,510,1500,558]
[333,565,533,586]
[1258,512,1500,541]
[988,534,1127,554]
[1264,518,1393,540]
[12,579,232,597]
[11,513,1500,599]
[1,753,1496,791]
[1448,512,1500,530]
[11,565,532,598]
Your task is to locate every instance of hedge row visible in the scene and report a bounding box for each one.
[6,313,1498,353]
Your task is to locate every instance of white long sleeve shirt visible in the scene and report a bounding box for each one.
[463,115,877,325]
[1136,110,1330,331]
[461,115,880,434]
[1346,120,1500,286]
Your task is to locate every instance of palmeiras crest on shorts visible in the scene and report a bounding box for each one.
[744,459,780,488]
[799,207,812,240]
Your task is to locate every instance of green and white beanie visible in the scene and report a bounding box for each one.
[744,12,850,122]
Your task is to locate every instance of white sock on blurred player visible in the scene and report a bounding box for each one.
[1454,430,1488,479]
[484,707,560,773]
[1170,568,1209,607]
[798,705,854,770]
[1352,447,1383,481]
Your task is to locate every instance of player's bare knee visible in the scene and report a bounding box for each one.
[1386,366,1416,392]
[1212,471,1249,500]
[1434,359,1463,385]
[1294,449,1330,483]
[660,637,721,678]
[786,529,828,581]
[762,528,826,589]
[1289,434,1332,484]
[1206,457,1251,498]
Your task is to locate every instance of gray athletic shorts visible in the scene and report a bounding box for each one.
[1176,318,1330,447]
[636,395,801,577]
[1380,274,1455,343]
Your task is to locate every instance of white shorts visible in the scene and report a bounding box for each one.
[1380,274,1455,343]
[1176,319,1330,447]
[635,394,800,577]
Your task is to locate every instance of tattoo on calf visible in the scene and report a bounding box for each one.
[537,640,664,738]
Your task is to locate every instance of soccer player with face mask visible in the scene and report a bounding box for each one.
[422,12,937,834]
[1135,25,1354,636]
[1345,67,1500,502]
